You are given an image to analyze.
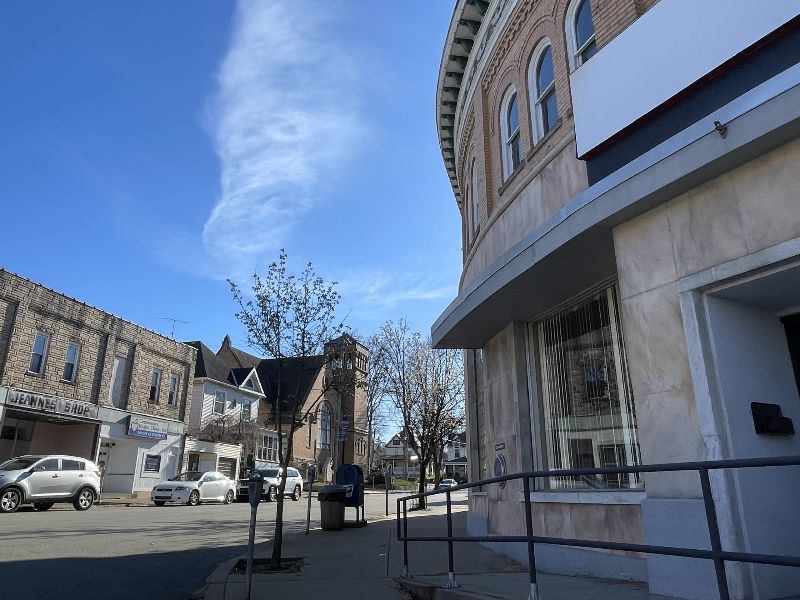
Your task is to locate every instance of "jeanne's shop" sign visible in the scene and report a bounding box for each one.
[6,388,99,420]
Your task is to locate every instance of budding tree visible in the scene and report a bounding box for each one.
[378,319,464,508]
[229,250,346,569]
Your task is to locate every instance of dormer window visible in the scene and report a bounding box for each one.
[245,379,254,389]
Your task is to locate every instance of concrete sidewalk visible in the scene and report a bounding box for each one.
[200,495,673,600]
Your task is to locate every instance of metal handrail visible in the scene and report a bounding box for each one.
[395,456,800,600]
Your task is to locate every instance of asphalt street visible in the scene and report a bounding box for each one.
[0,491,404,600]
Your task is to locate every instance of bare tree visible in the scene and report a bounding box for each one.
[229,250,346,569]
[362,333,390,473]
[378,319,464,508]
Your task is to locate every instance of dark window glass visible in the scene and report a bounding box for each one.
[61,459,84,471]
[38,459,59,472]
[581,39,597,63]
[0,457,40,470]
[575,0,595,50]
[507,93,519,134]
[510,136,521,169]
[29,333,48,373]
[537,47,555,93]
[543,91,559,133]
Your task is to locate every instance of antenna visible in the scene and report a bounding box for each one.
[153,317,189,339]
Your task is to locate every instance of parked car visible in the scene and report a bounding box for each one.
[237,467,303,502]
[151,471,236,506]
[437,478,458,490]
[0,454,101,513]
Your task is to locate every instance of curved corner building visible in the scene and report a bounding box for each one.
[432,1,800,597]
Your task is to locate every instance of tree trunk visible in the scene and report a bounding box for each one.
[271,469,289,569]
[416,461,428,510]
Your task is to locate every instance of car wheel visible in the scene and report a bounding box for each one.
[154,501,166,507]
[291,485,301,501]
[73,487,95,511]
[187,490,200,506]
[267,486,277,502]
[1,488,22,513]
[224,490,234,505]
[34,502,55,511]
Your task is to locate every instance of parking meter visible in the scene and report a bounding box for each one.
[248,473,264,508]
[305,465,317,534]
[245,473,264,599]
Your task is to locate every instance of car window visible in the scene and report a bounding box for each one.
[37,458,59,471]
[0,457,41,470]
[288,469,299,478]
[260,469,280,478]
[61,459,85,471]
[172,472,204,482]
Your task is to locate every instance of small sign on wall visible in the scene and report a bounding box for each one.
[143,454,161,473]
[128,415,168,440]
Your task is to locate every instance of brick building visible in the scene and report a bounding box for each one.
[0,269,196,496]
[433,0,800,597]
[217,334,369,480]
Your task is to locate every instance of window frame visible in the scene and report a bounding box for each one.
[566,0,597,72]
[320,403,332,450]
[149,367,163,404]
[499,86,522,180]
[214,390,226,415]
[28,331,50,375]
[167,374,180,406]
[529,38,559,143]
[62,341,81,383]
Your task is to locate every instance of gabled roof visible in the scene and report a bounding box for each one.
[186,340,261,393]
[217,335,325,411]
[186,341,236,384]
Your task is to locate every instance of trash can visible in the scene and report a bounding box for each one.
[318,485,346,531]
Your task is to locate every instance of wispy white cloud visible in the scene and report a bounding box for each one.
[202,0,360,273]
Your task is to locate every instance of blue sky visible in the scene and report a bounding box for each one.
[0,1,462,350]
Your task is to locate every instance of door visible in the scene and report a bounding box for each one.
[60,458,88,496]
[200,473,221,500]
[187,453,199,472]
[27,458,62,498]
[217,458,236,480]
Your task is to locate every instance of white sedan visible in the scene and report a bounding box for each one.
[151,471,236,506]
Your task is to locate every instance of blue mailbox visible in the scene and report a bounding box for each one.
[335,464,366,524]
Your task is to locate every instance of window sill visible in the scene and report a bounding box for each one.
[25,370,44,377]
[517,490,646,505]
[60,379,77,385]
[526,118,563,162]
[497,157,527,196]
[470,491,488,497]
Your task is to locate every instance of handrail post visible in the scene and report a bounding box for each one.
[402,498,410,578]
[522,476,541,600]
[444,489,458,588]
[699,468,731,600]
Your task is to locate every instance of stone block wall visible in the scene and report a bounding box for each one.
[0,269,196,423]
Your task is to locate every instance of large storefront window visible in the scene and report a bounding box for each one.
[536,286,642,489]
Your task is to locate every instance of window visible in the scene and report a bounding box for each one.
[242,398,252,419]
[469,159,480,242]
[535,286,641,490]
[530,41,559,142]
[267,436,279,461]
[61,459,85,471]
[149,368,162,404]
[566,0,597,71]
[109,356,128,408]
[143,455,161,473]
[306,414,313,448]
[37,458,59,471]
[500,88,521,179]
[227,396,237,410]
[168,374,179,406]
[214,390,226,414]
[320,403,332,450]
[28,332,49,374]
[62,342,80,382]
[245,378,254,389]
[288,468,299,478]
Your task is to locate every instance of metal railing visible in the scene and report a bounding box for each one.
[395,456,800,600]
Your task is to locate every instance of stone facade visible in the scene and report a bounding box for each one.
[434,0,800,597]
[0,268,196,495]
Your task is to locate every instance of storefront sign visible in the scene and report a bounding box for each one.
[127,415,168,440]
[6,388,99,420]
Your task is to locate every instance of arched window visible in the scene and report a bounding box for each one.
[469,159,480,242]
[566,0,596,71]
[320,403,331,450]
[500,87,521,179]
[530,40,559,142]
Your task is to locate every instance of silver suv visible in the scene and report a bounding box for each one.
[237,467,304,502]
[0,455,101,513]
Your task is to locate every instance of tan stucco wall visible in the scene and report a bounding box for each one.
[612,136,800,498]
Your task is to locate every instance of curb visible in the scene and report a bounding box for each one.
[394,579,504,600]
